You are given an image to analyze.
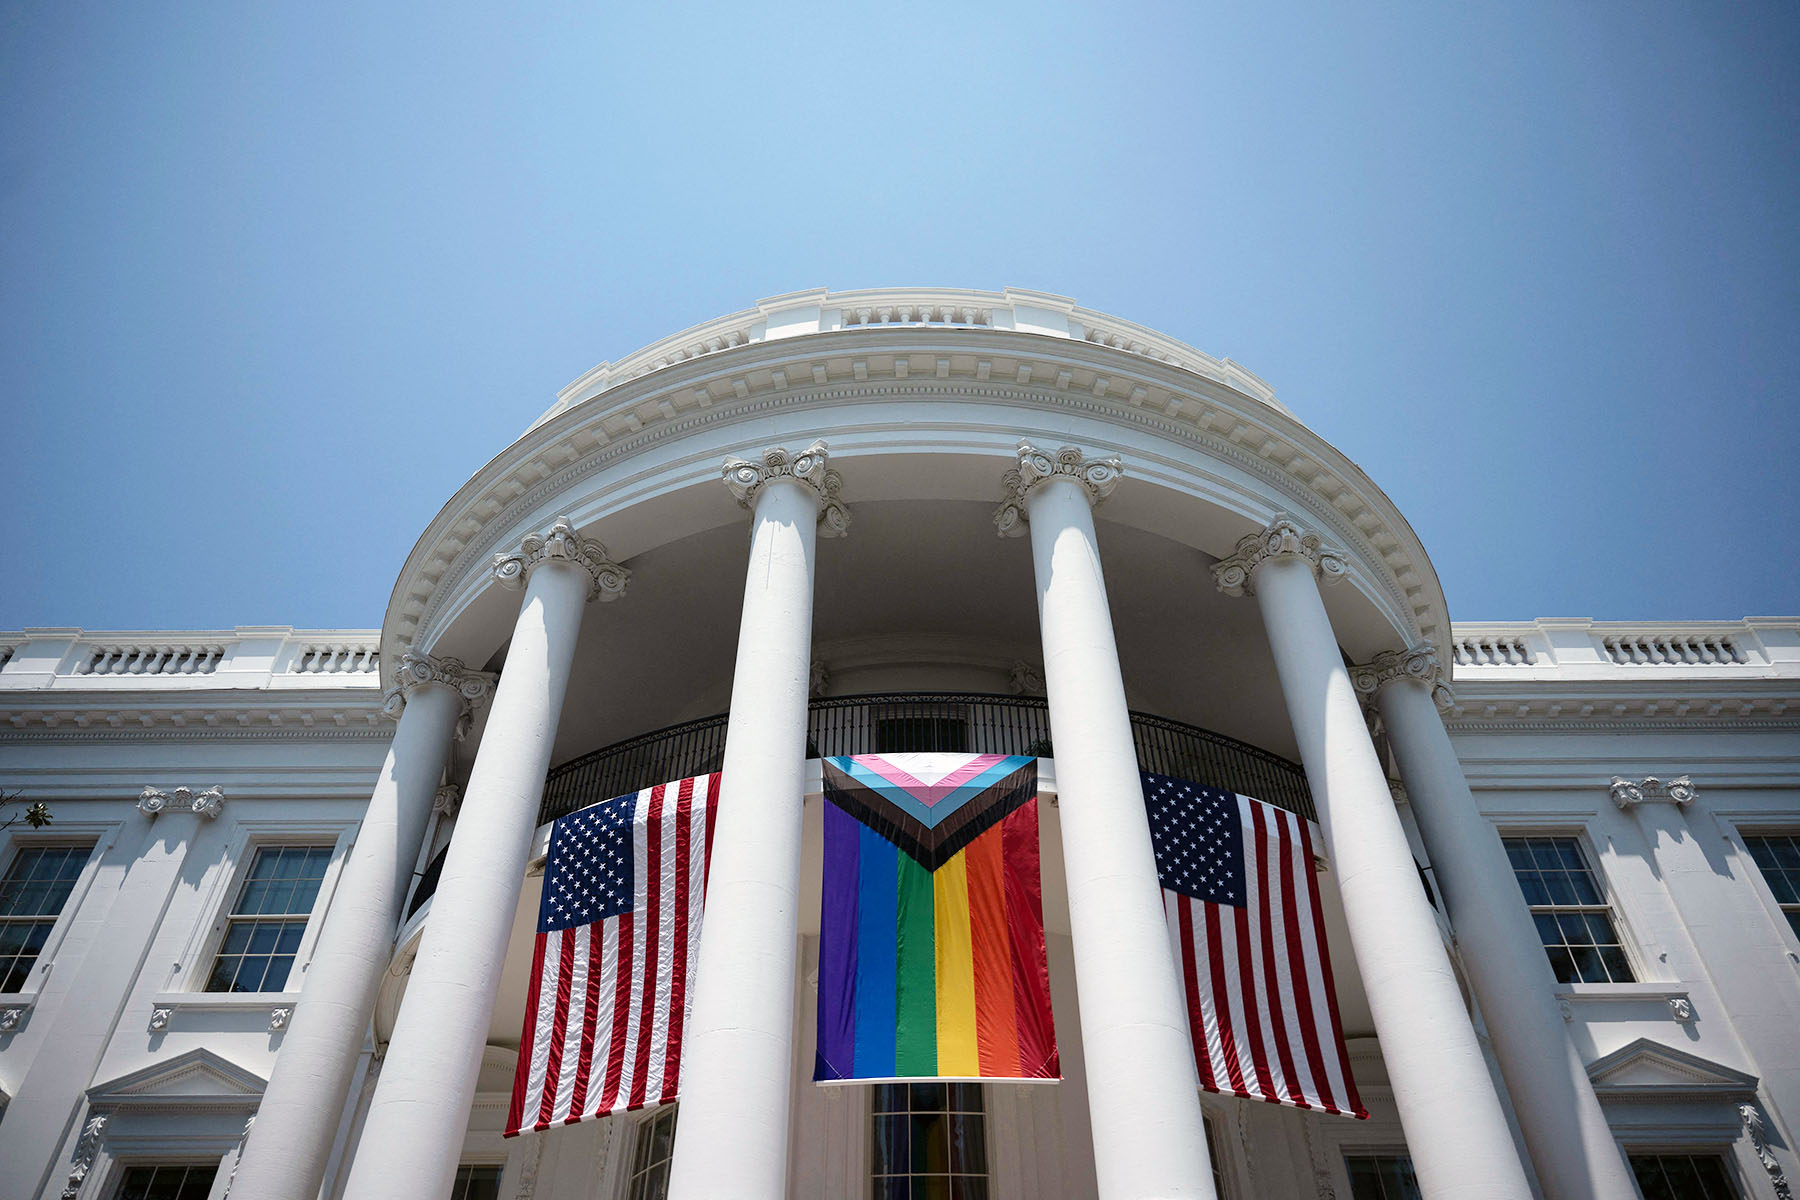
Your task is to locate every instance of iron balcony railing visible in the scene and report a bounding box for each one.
[406,693,1314,919]
[538,692,1313,825]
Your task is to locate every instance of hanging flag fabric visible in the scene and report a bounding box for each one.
[505,773,720,1136]
[1144,771,1367,1118]
[816,754,1058,1082]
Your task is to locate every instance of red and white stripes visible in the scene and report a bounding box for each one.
[1164,794,1366,1118]
[506,773,719,1135]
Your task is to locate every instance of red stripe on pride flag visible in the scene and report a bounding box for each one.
[966,821,1021,1077]
[1001,800,1057,1077]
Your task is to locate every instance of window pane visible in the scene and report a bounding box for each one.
[113,1165,221,1200]
[872,1114,909,1175]
[1629,1153,1739,1200]
[948,1083,982,1113]
[873,1084,906,1114]
[911,1112,949,1174]
[1346,1154,1422,1200]
[910,1082,946,1112]
[871,1179,909,1200]
[949,1113,986,1174]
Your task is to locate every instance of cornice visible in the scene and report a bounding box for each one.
[0,694,390,743]
[388,326,1446,669]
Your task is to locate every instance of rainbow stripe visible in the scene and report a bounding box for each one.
[815,755,1058,1082]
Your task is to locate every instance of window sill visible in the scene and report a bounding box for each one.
[148,990,300,1034]
[1554,983,1698,1025]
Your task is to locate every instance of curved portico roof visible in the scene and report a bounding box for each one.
[379,287,1450,683]
[529,287,1296,432]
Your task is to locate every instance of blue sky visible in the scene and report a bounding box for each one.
[3,2,1796,630]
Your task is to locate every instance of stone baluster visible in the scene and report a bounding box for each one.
[997,442,1218,1199]
[1214,515,1533,1200]
[231,653,494,1200]
[341,518,627,1200]
[666,441,847,1200]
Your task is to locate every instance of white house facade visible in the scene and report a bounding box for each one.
[1,287,1796,1200]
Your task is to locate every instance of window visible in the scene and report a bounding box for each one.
[451,1163,503,1200]
[1203,1114,1228,1198]
[205,845,332,993]
[111,1163,219,1200]
[1742,834,1800,939]
[871,1082,987,1200]
[1629,1152,1740,1200]
[874,716,969,754]
[0,844,93,992]
[1503,836,1635,984]
[627,1105,677,1200]
[1344,1154,1421,1200]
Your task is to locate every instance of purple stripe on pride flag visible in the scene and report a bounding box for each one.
[816,800,860,1080]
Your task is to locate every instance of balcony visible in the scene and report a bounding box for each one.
[540,691,1312,824]
[405,692,1313,921]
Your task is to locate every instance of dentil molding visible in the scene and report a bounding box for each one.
[380,652,497,720]
[1212,514,1348,597]
[137,785,224,820]
[1609,775,1698,810]
[721,439,851,537]
[492,516,631,603]
[1351,642,1455,711]
[993,441,1123,536]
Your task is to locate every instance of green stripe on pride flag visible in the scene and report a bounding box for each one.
[894,850,937,1076]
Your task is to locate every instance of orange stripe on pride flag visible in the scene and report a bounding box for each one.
[966,822,1021,1077]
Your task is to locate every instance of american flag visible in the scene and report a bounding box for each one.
[1144,772,1366,1118]
[505,773,719,1136]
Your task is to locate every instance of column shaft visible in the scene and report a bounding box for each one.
[1253,554,1532,1200]
[1378,675,1635,1200]
[342,560,591,1200]
[1027,475,1215,1200]
[232,681,463,1200]
[667,477,821,1200]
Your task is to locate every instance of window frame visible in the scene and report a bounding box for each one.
[1499,828,1642,986]
[1623,1146,1749,1200]
[105,1159,225,1200]
[0,823,115,1003]
[868,1080,989,1197]
[625,1104,679,1200]
[1341,1150,1422,1200]
[1724,824,1800,955]
[176,822,354,996]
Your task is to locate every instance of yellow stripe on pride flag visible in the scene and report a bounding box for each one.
[933,849,980,1076]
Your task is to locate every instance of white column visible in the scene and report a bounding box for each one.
[667,441,847,1200]
[996,442,1217,1200]
[1358,647,1636,1200]
[232,654,493,1200]
[341,517,628,1200]
[1214,516,1533,1200]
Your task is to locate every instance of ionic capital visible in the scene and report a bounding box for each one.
[722,439,850,537]
[1351,642,1455,711]
[1610,775,1698,810]
[1211,514,1348,597]
[380,652,497,720]
[137,785,224,820]
[993,441,1124,537]
[491,516,630,602]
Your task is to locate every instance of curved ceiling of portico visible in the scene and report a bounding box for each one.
[459,500,1306,772]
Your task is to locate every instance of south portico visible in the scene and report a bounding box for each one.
[235,454,1626,1198]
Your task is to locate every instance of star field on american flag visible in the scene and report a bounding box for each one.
[1142,771,1247,907]
[540,791,635,931]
